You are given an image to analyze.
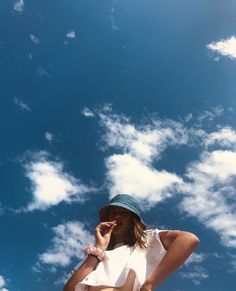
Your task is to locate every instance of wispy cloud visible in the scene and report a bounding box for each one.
[38,221,94,269]
[179,266,209,285]
[45,132,53,142]
[110,4,119,30]
[184,252,206,266]
[184,113,193,123]
[207,36,236,60]
[21,151,96,211]
[0,203,5,216]
[36,66,51,78]
[54,272,70,286]
[66,30,76,39]
[30,34,40,44]
[99,110,188,163]
[110,15,119,30]
[14,0,24,12]
[0,275,9,291]
[81,107,95,118]
[13,96,31,112]
[197,105,224,123]
[179,149,236,248]
[228,254,236,273]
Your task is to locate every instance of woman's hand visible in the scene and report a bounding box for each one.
[140,281,154,291]
[94,221,117,251]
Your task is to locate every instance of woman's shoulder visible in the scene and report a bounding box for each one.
[144,228,168,252]
[143,228,159,244]
[145,228,169,234]
[144,228,161,235]
[144,228,169,245]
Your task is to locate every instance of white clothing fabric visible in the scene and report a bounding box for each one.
[74,229,167,291]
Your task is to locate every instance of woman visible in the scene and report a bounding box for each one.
[64,194,200,291]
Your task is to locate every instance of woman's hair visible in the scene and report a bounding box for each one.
[133,217,149,249]
[107,214,149,250]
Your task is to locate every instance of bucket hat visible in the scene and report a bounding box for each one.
[99,194,143,222]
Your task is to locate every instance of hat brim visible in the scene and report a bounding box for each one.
[99,202,142,222]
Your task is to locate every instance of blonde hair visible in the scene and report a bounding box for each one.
[133,217,149,249]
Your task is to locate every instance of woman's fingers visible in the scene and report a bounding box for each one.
[104,222,117,235]
[95,221,117,237]
[98,221,117,228]
[95,221,116,232]
[94,221,117,250]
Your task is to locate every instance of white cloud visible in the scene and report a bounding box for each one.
[184,252,206,266]
[204,127,236,149]
[13,96,31,112]
[0,275,8,291]
[22,151,95,211]
[179,266,209,285]
[207,36,236,59]
[197,105,224,123]
[30,34,40,44]
[14,0,24,12]
[38,221,94,268]
[66,30,76,39]
[179,150,236,248]
[45,132,53,142]
[106,154,183,209]
[99,110,188,163]
[81,107,95,118]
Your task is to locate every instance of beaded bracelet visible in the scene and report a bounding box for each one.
[84,245,106,261]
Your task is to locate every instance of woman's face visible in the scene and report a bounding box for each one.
[108,206,134,237]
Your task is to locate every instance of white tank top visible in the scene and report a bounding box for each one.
[74,229,167,291]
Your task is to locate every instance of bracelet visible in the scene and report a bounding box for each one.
[84,245,106,261]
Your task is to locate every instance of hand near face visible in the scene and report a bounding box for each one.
[94,221,117,251]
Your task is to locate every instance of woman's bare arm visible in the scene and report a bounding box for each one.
[63,255,99,291]
[141,230,200,290]
[63,221,117,291]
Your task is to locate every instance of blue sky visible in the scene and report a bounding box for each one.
[1,0,236,290]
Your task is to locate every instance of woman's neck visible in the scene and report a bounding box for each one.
[114,236,125,245]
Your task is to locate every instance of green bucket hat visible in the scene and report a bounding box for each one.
[99,194,143,222]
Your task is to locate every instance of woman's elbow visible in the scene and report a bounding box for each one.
[187,232,200,248]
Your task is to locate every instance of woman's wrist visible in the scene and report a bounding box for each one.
[141,279,155,291]
[84,245,106,261]
[87,254,100,261]
[95,243,107,251]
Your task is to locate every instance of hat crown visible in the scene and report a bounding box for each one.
[99,193,143,222]
[110,194,140,213]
